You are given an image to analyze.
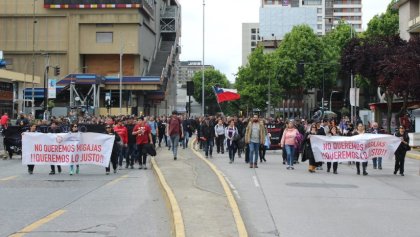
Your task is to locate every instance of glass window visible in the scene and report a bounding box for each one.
[96,32,113,43]
[251,35,256,40]
[317,16,322,21]
[317,8,322,13]
[317,24,322,30]
[251,41,257,46]
[251,28,256,34]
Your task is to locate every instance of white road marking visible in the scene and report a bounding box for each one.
[222,173,241,199]
[253,176,260,188]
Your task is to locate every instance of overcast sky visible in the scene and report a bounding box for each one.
[178,0,391,82]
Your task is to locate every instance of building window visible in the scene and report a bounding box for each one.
[317,24,322,30]
[251,28,256,34]
[251,35,256,40]
[251,41,257,47]
[96,32,113,43]
[317,16,322,22]
[317,8,322,13]
[302,0,322,5]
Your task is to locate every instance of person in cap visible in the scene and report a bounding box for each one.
[394,125,410,176]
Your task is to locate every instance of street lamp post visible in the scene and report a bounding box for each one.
[201,0,205,116]
[329,90,339,111]
[119,45,123,115]
[326,17,355,122]
[31,0,37,116]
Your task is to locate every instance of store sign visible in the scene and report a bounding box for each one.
[48,79,56,99]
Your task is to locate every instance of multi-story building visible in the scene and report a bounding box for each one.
[395,0,420,40]
[242,23,260,65]
[0,0,181,116]
[242,0,363,65]
[175,60,213,115]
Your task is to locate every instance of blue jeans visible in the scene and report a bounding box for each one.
[170,135,180,158]
[249,142,260,164]
[183,131,190,148]
[204,138,214,157]
[285,145,295,167]
[118,145,128,166]
[127,143,137,166]
[372,157,382,168]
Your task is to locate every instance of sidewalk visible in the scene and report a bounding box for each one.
[152,144,240,237]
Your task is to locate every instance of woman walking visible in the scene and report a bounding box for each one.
[302,124,317,173]
[394,126,410,176]
[69,123,80,175]
[327,126,340,174]
[225,120,238,164]
[280,120,300,170]
[353,123,368,175]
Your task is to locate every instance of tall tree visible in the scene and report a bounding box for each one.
[365,0,399,38]
[341,35,407,132]
[272,25,328,117]
[236,46,282,115]
[191,68,231,115]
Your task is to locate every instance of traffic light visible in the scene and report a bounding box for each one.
[187,81,194,96]
[54,66,61,76]
[297,60,304,77]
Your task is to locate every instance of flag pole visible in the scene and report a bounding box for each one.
[212,86,224,116]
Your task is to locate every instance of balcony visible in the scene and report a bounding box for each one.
[408,15,420,32]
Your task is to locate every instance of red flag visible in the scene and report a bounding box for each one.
[213,86,240,103]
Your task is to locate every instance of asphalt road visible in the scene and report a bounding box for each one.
[0,157,170,237]
[208,149,420,237]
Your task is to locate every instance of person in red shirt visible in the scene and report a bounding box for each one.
[132,117,152,169]
[1,112,9,129]
[113,119,128,169]
[166,110,183,160]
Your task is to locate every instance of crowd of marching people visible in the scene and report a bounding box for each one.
[0,110,412,177]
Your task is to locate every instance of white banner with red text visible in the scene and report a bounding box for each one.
[310,134,401,163]
[22,132,115,167]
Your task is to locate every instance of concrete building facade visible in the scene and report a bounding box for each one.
[395,0,420,40]
[0,0,181,116]
[242,0,363,65]
[175,60,213,116]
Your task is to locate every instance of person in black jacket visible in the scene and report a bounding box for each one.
[200,118,215,158]
[105,124,120,175]
[126,118,137,169]
[394,125,410,176]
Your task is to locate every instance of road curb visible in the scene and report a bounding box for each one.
[151,157,185,237]
[407,152,420,160]
[191,148,248,237]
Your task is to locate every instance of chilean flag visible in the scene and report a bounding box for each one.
[213,86,241,103]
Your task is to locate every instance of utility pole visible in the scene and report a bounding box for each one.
[119,43,124,115]
[31,0,37,116]
[201,0,205,116]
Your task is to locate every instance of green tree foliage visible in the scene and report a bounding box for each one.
[236,46,282,114]
[271,25,335,114]
[365,0,399,38]
[191,68,231,115]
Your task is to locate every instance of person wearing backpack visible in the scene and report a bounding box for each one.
[166,111,183,160]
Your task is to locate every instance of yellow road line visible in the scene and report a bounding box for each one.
[9,209,66,237]
[407,152,420,160]
[106,174,128,186]
[0,175,17,181]
[191,149,248,237]
[151,158,185,237]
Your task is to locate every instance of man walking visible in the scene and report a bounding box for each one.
[167,111,183,160]
[245,114,265,168]
[133,117,152,169]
